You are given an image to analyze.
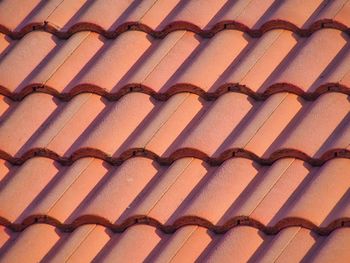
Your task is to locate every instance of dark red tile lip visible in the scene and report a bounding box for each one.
[1,147,349,167]
[1,19,349,40]
[1,214,349,236]
[1,82,349,102]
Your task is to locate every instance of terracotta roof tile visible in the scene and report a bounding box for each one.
[0,1,350,261]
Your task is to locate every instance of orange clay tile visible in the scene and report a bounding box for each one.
[23,32,90,86]
[207,0,275,29]
[136,94,203,156]
[163,226,214,262]
[169,31,248,90]
[0,160,9,182]
[45,33,105,92]
[157,0,228,29]
[144,32,201,91]
[266,29,347,91]
[57,225,111,263]
[0,32,57,92]
[0,224,60,262]
[76,93,155,156]
[0,34,10,56]
[0,158,59,222]
[314,0,350,27]
[271,228,317,263]
[174,158,258,224]
[266,0,324,27]
[0,1,350,262]
[177,93,253,156]
[0,226,13,249]
[308,228,350,262]
[220,159,309,224]
[206,226,265,262]
[0,95,9,120]
[222,30,298,92]
[71,158,160,222]
[96,225,162,262]
[0,94,58,156]
[268,93,350,158]
[334,1,350,26]
[56,0,157,31]
[68,31,152,92]
[0,0,44,30]
[279,158,350,227]
[149,226,214,262]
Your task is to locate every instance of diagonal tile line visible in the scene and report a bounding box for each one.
[40,6,193,260]
[42,31,91,86]
[333,0,350,18]
[45,158,95,214]
[137,31,192,148]
[232,0,255,20]
[152,5,298,256]
[262,1,350,256]
[44,0,66,27]
[168,226,198,263]
[143,93,190,149]
[52,15,189,257]
[239,30,284,84]
[339,65,350,83]
[143,30,288,151]
[248,158,295,217]
[40,32,93,149]
[40,2,185,213]
[41,1,185,152]
[44,94,92,148]
[64,224,97,262]
[237,0,350,153]
[140,31,187,84]
[169,93,298,257]
[138,0,161,23]
[243,93,289,149]
[146,158,194,215]
[272,227,301,263]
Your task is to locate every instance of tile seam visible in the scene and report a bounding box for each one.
[45,157,95,214]
[64,224,97,262]
[248,158,295,217]
[243,92,289,149]
[146,158,194,215]
[167,226,198,263]
[272,227,301,263]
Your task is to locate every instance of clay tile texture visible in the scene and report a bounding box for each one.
[0,0,350,262]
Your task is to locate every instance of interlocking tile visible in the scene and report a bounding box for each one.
[0,0,350,262]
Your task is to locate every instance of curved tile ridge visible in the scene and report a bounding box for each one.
[1,83,349,102]
[1,19,349,40]
[1,148,349,166]
[1,215,349,235]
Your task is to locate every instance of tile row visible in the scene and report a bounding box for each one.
[1,224,349,262]
[1,157,349,227]
[0,0,349,32]
[1,92,349,159]
[1,28,350,94]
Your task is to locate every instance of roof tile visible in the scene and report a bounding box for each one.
[0,1,349,261]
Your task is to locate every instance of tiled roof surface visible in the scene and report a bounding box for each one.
[0,0,350,262]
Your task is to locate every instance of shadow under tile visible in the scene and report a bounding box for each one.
[14,1,48,31]
[212,97,261,157]
[309,41,350,92]
[315,112,350,157]
[300,188,350,262]
[12,163,69,223]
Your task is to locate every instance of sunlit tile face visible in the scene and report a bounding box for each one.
[0,0,350,262]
